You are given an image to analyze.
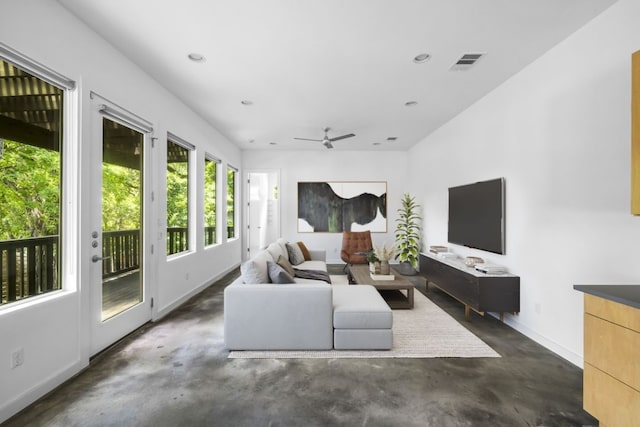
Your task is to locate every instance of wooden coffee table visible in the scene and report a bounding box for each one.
[346,264,414,309]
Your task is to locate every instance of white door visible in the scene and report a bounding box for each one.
[247,170,280,259]
[89,98,153,355]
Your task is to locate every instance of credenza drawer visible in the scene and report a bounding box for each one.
[584,363,640,427]
[584,313,640,391]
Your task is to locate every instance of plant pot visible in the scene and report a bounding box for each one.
[396,261,417,276]
[380,260,390,275]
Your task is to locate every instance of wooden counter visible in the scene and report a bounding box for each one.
[574,285,640,427]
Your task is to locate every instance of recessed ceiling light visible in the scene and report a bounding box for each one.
[386,137,398,141]
[413,53,431,63]
[241,100,253,106]
[188,53,205,62]
[405,101,418,107]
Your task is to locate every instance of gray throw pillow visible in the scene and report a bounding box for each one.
[276,255,295,277]
[267,261,295,284]
[286,242,305,265]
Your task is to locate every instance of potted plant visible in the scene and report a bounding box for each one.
[366,250,380,274]
[394,193,422,275]
[373,242,395,275]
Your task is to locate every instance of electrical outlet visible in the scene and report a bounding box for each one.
[11,348,24,369]
[535,303,542,314]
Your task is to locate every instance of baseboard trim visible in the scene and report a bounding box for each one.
[153,264,239,321]
[0,359,88,424]
[493,313,584,368]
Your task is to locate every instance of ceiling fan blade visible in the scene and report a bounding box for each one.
[328,133,355,142]
[324,141,334,149]
[294,137,322,142]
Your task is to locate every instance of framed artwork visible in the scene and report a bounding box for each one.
[297,181,387,232]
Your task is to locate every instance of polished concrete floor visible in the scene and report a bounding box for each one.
[4,266,597,427]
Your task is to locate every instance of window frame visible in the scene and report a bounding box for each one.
[0,44,76,310]
[226,165,238,240]
[166,133,195,257]
[204,154,221,247]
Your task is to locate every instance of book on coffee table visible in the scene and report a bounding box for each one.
[370,273,395,281]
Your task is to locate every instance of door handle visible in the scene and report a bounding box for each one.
[92,255,111,263]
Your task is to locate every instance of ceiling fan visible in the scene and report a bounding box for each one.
[294,127,355,149]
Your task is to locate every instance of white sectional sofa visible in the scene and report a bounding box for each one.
[224,238,393,351]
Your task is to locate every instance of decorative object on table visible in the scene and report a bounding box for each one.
[374,242,395,275]
[367,250,380,274]
[394,193,422,275]
[297,181,387,232]
[436,251,458,260]
[429,245,448,254]
[464,256,484,267]
[474,263,508,274]
[370,272,396,281]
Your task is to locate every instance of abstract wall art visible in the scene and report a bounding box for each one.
[297,181,387,233]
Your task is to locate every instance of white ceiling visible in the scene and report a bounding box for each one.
[58,0,617,151]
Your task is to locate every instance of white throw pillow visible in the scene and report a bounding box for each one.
[240,251,272,284]
[276,238,288,257]
[266,242,285,262]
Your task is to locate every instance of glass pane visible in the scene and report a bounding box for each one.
[227,167,236,238]
[167,140,190,254]
[204,158,217,246]
[0,58,63,306]
[101,118,143,320]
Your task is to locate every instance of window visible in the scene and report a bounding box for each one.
[204,156,219,246]
[166,136,192,255]
[226,166,237,239]
[0,57,66,306]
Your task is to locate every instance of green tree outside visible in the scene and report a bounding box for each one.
[0,139,60,240]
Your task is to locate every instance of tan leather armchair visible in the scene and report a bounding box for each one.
[340,230,373,266]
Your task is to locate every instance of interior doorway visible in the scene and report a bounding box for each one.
[247,170,280,259]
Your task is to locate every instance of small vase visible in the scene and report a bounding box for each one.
[370,262,381,274]
[380,260,390,275]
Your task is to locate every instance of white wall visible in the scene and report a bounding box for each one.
[408,0,640,366]
[0,0,241,422]
[243,150,408,263]
[3,0,638,421]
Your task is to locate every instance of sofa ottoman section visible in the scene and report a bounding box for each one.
[332,285,393,350]
[224,283,334,350]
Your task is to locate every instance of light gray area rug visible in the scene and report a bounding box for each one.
[228,281,501,359]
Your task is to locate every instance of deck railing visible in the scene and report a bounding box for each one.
[167,227,188,255]
[1,226,235,305]
[1,236,59,305]
[102,230,140,278]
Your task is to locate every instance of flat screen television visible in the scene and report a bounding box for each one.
[448,178,505,254]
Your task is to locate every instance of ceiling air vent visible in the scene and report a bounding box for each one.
[450,53,485,71]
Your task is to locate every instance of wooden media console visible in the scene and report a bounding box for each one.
[419,252,520,321]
